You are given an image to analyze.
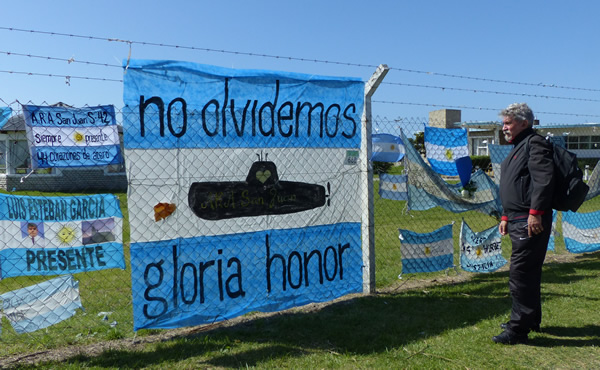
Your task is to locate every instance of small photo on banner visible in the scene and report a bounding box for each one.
[372,133,405,162]
[399,223,454,274]
[22,104,123,169]
[379,173,408,201]
[424,126,468,176]
[459,219,506,273]
[562,210,600,254]
[0,275,82,334]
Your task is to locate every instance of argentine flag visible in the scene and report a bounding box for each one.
[459,220,506,273]
[372,133,405,162]
[399,224,454,274]
[0,275,82,333]
[378,174,408,201]
[562,210,600,254]
[424,126,468,176]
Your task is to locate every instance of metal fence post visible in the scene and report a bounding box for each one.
[361,64,389,293]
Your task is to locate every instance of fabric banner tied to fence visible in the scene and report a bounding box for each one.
[0,193,125,279]
[0,106,11,128]
[371,133,404,162]
[562,210,600,254]
[424,126,468,176]
[0,274,82,334]
[459,220,506,273]
[379,174,408,201]
[123,60,365,330]
[399,224,454,274]
[400,130,501,215]
[22,105,122,169]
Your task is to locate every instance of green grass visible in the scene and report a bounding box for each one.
[15,251,600,369]
[2,188,600,368]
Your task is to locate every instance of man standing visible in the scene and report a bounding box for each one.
[494,103,554,345]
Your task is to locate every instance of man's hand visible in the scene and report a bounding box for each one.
[499,220,508,236]
[528,214,543,237]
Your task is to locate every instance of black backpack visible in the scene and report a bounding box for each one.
[527,136,589,212]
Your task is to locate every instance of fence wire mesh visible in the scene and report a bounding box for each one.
[0,103,599,358]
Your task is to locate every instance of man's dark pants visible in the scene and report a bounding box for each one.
[506,212,552,335]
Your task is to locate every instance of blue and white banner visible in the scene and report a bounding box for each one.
[548,210,558,251]
[22,105,122,169]
[378,174,408,201]
[123,60,365,330]
[459,220,506,273]
[424,126,468,176]
[372,133,404,162]
[488,144,512,185]
[399,224,454,274]
[0,193,125,278]
[562,210,600,254]
[0,275,82,334]
[401,130,501,215]
[0,106,11,128]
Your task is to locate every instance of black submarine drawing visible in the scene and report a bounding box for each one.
[188,154,330,220]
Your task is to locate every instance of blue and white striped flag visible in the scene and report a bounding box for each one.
[372,133,405,162]
[399,224,454,274]
[0,106,11,128]
[488,144,512,185]
[547,210,558,251]
[400,130,501,215]
[424,126,468,176]
[562,210,600,254]
[379,174,408,201]
[0,275,82,334]
[459,220,506,273]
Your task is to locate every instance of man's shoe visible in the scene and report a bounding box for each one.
[492,330,528,345]
[500,322,541,333]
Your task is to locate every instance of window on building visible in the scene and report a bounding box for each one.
[566,136,600,150]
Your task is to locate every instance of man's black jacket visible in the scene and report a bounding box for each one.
[499,127,555,221]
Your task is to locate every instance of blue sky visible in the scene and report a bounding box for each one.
[1,0,599,125]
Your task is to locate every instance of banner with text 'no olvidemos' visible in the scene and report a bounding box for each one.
[123,60,365,330]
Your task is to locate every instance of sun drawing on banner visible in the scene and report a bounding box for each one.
[57,223,79,245]
[476,247,483,257]
[73,131,84,143]
[445,148,454,160]
[424,246,431,256]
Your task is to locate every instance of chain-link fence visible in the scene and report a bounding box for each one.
[1,101,599,359]
[373,115,600,289]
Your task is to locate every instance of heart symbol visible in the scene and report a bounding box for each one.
[256,170,271,183]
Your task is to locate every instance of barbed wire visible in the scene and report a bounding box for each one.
[0,69,122,83]
[0,50,122,68]
[2,49,598,107]
[383,82,600,103]
[373,100,600,118]
[2,26,600,93]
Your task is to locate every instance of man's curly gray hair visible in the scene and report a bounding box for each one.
[500,103,535,126]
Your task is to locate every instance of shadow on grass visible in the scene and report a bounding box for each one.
[532,325,600,347]
[28,254,600,368]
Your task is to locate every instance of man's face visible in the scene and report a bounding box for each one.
[502,116,529,142]
[28,225,38,237]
